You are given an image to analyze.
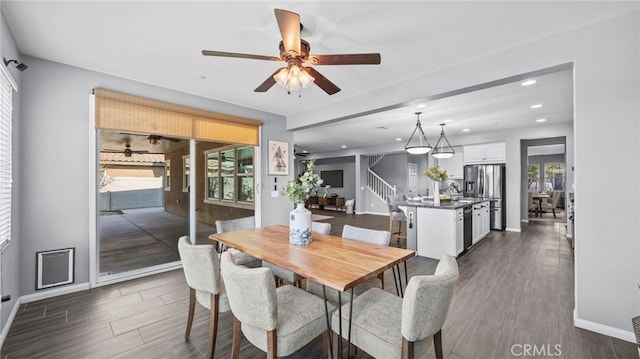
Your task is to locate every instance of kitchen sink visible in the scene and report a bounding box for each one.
[457,200,475,203]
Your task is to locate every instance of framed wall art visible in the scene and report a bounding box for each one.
[268,140,289,175]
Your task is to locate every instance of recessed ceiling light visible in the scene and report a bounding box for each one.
[462,128,470,132]
[417,104,426,109]
[444,119,452,123]
[341,145,347,148]
[302,150,308,153]
[530,104,543,109]
[521,79,537,86]
[396,138,402,141]
[536,118,547,123]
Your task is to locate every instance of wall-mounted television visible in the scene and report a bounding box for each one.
[320,170,343,188]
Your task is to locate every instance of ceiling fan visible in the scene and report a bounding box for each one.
[120,132,182,145]
[102,144,149,157]
[293,147,310,157]
[202,8,381,95]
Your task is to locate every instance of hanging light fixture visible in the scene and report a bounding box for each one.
[432,123,455,159]
[404,112,432,154]
[273,63,315,92]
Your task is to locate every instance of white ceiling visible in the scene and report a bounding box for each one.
[3,1,638,153]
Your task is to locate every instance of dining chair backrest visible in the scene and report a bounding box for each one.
[215,216,255,233]
[220,251,278,331]
[311,221,331,235]
[342,224,391,246]
[178,236,220,295]
[401,255,459,342]
[551,191,561,207]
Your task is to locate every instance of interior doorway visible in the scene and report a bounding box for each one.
[521,137,568,224]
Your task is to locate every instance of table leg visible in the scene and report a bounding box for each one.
[347,287,354,359]
[338,292,343,358]
[322,285,334,359]
[392,266,400,296]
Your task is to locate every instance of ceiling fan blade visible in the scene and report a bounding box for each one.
[308,53,381,65]
[202,50,281,62]
[305,67,341,95]
[254,68,284,92]
[274,9,301,56]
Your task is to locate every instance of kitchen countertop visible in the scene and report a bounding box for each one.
[398,197,488,209]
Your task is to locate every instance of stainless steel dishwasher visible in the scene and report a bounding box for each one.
[463,206,473,254]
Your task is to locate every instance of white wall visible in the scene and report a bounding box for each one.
[288,12,640,341]
[17,55,291,297]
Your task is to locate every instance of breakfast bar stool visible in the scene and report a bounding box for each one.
[387,195,407,247]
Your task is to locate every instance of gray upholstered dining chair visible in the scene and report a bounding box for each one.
[306,224,389,304]
[263,221,332,287]
[541,191,562,218]
[331,255,459,359]
[214,216,262,268]
[177,236,230,359]
[220,251,334,358]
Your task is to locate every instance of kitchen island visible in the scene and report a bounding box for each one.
[398,197,490,259]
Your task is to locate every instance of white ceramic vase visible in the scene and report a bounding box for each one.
[433,181,441,206]
[289,203,312,245]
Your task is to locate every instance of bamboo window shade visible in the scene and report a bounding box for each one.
[93,88,262,146]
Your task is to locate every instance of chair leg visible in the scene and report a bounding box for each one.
[332,331,340,358]
[402,337,415,359]
[231,315,241,359]
[267,329,277,359]
[185,288,196,340]
[434,329,443,359]
[553,208,557,218]
[207,293,219,359]
[377,272,385,290]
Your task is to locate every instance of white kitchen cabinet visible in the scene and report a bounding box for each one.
[472,201,490,245]
[463,142,506,164]
[417,207,463,259]
[437,146,464,179]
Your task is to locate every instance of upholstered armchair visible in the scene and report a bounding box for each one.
[214,216,261,268]
[331,255,459,359]
[177,236,230,359]
[220,251,334,358]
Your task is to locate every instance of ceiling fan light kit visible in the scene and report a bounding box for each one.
[201,8,381,96]
[431,123,455,159]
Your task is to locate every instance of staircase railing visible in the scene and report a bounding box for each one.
[367,168,396,203]
[368,154,385,168]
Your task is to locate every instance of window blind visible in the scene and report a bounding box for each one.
[0,69,13,252]
[93,88,262,146]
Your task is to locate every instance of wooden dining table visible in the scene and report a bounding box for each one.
[209,224,415,359]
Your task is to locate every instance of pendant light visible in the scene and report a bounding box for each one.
[431,123,455,159]
[404,112,432,155]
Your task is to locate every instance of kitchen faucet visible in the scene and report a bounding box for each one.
[449,182,462,195]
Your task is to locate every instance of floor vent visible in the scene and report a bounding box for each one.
[36,248,75,290]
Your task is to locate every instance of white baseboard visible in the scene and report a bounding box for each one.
[1,296,21,349]
[574,309,636,343]
[506,227,522,232]
[20,282,91,304]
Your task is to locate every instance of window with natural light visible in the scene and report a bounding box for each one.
[0,69,13,252]
[205,146,254,205]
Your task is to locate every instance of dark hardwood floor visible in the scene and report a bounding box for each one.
[2,210,636,358]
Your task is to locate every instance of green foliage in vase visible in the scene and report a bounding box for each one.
[285,159,323,204]
[423,165,448,181]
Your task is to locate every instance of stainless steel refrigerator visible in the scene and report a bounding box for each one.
[463,164,506,230]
